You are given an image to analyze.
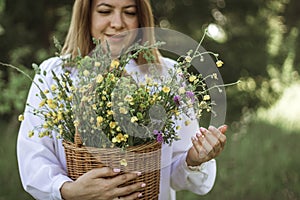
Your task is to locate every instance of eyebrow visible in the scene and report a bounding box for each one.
[97,3,137,9]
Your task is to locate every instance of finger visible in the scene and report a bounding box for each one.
[113,182,146,199]
[209,126,227,145]
[218,124,228,134]
[110,172,142,188]
[199,128,214,155]
[114,192,143,200]
[192,135,207,160]
[85,167,121,179]
[201,127,220,149]
[191,135,202,154]
[208,126,227,155]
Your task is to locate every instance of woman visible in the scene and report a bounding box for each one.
[17,0,227,199]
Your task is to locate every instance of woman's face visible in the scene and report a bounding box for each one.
[91,0,139,57]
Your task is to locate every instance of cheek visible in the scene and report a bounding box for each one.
[124,15,139,30]
[130,18,139,29]
[91,16,106,39]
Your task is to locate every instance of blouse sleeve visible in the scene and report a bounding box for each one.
[17,57,72,200]
[160,56,217,194]
[170,104,217,195]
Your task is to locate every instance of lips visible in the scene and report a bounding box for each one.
[105,33,127,43]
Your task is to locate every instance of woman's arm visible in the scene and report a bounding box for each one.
[169,115,227,195]
[17,57,74,199]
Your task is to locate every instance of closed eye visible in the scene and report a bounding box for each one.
[98,10,111,15]
[125,11,136,16]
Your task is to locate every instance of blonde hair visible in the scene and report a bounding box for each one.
[61,0,160,65]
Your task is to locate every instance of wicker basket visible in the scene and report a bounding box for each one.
[63,132,161,199]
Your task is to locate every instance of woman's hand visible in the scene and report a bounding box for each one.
[186,125,227,166]
[61,167,145,200]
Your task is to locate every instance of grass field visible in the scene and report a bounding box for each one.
[1,116,299,200]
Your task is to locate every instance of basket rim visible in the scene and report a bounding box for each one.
[62,139,162,152]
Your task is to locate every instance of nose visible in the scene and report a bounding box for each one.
[110,12,124,30]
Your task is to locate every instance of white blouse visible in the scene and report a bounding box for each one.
[17,56,216,200]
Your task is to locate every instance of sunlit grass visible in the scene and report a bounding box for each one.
[258,83,300,132]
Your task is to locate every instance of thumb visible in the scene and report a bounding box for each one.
[218,125,228,134]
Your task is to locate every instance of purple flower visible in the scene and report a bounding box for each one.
[153,130,163,143]
[156,134,163,143]
[173,95,181,106]
[186,91,195,102]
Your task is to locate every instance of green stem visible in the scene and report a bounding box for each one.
[206,80,241,92]
[0,61,45,97]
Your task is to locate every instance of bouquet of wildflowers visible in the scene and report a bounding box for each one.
[15,31,226,151]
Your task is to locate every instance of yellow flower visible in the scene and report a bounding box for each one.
[51,84,57,91]
[28,130,34,138]
[184,120,191,126]
[39,131,50,138]
[212,73,218,80]
[67,95,73,101]
[44,89,49,94]
[39,99,46,107]
[57,112,63,121]
[90,117,95,123]
[94,61,101,67]
[112,133,128,143]
[18,114,24,121]
[92,104,97,110]
[110,59,120,69]
[108,73,116,82]
[47,99,57,109]
[185,56,192,63]
[162,86,170,93]
[175,110,180,116]
[46,112,51,118]
[120,159,128,167]
[83,70,90,77]
[176,126,181,130]
[43,123,49,129]
[131,116,138,123]
[203,95,211,101]
[58,124,63,130]
[107,102,113,107]
[145,76,153,85]
[199,101,208,108]
[216,60,224,67]
[107,110,114,116]
[96,116,104,126]
[96,74,104,83]
[189,75,197,82]
[73,120,80,127]
[119,107,128,114]
[61,82,66,88]
[124,95,133,102]
[116,126,121,132]
[109,122,117,129]
[178,87,185,94]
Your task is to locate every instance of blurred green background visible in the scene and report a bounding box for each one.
[0,0,300,199]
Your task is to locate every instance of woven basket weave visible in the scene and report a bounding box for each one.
[63,132,161,200]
